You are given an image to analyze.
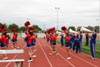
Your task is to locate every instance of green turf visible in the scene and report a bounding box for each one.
[56,40,100,59]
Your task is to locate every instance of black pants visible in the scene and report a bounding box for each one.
[86,40,89,46]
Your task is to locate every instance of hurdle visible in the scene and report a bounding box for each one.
[0,49,24,67]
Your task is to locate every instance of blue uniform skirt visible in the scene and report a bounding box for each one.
[50,40,52,45]
[27,44,32,47]
[52,41,56,45]
[1,44,7,48]
[65,44,70,48]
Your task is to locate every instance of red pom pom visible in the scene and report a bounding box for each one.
[25,32,28,35]
[1,24,5,29]
[12,28,16,32]
[61,26,67,30]
[52,27,55,31]
[1,28,6,32]
[6,31,8,33]
[25,21,30,27]
[29,26,34,30]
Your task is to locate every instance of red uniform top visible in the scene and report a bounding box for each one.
[46,34,49,39]
[50,36,53,41]
[25,34,31,44]
[1,35,6,45]
[65,36,70,44]
[6,37,9,44]
[31,36,36,41]
[12,35,17,40]
[52,36,57,42]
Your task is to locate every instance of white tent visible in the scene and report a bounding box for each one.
[80,27,92,32]
[69,29,78,34]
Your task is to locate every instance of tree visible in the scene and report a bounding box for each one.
[33,25,42,32]
[68,26,76,31]
[8,24,20,32]
[20,26,27,32]
[86,26,94,31]
[94,26,99,33]
[77,26,81,31]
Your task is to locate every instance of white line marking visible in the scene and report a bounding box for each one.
[28,62,30,67]
[41,39,75,67]
[58,47,97,67]
[5,42,25,67]
[37,39,53,67]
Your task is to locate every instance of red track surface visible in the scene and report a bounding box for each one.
[0,38,100,67]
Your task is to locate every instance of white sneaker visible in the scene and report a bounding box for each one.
[52,51,56,53]
[49,53,52,56]
[14,48,16,50]
[32,55,37,58]
[56,53,59,56]
[67,57,71,60]
[17,47,19,48]
[91,57,95,60]
[3,57,8,60]
[34,49,37,53]
[11,46,14,48]
[28,59,33,62]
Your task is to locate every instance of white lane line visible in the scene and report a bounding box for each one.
[5,42,26,67]
[58,47,97,67]
[28,62,30,67]
[37,39,53,67]
[41,39,75,67]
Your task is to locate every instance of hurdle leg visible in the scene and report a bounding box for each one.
[21,61,23,67]
[14,62,20,67]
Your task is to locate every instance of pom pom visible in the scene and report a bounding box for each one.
[12,28,16,32]
[1,28,6,32]
[12,28,16,34]
[25,32,28,35]
[44,31,47,34]
[25,21,30,27]
[52,27,55,31]
[29,26,34,30]
[61,26,67,30]
[29,26,34,33]
[1,24,5,29]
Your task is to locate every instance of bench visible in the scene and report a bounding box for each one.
[0,49,24,67]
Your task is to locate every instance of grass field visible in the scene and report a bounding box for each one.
[56,40,100,59]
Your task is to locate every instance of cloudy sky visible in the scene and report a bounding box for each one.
[0,0,99,29]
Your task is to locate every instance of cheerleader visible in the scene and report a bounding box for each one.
[65,33,71,60]
[79,32,83,53]
[24,21,33,62]
[60,32,64,47]
[49,33,59,56]
[11,29,19,49]
[0,25,8,60]
[46,32,50,45]
[75,34,81,53]
[29,26,37,58]
[69,33,73,49]
[6,34,10,48]
[90,30,97,59]
[25,31,33,62]
[1,32,8,60]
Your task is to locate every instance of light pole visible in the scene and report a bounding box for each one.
[44,24,45,31]
[97,19,100,37]
[55,7,60,30]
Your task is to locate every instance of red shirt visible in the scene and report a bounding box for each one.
[52,36,57,42]
[12,35,17,40]
[25,34,31,44]
[6,37,9,44]
[1,35,6,45]
[46,34,49,39]
[65,36,70,43]
[31,36,36,41]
